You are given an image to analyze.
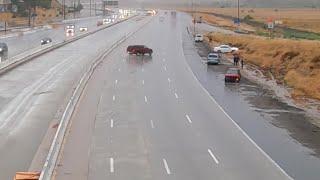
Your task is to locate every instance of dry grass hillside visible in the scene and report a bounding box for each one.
[206,32,320,100]
[194,8,320,33]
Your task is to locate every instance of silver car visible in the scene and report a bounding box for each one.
[207,53,221,65]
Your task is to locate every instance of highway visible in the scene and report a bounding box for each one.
[55,12,292,180]
[0,15,150,180]
[1,15,103,59]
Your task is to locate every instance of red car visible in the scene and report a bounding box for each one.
[127,45,153,56]
[225,68,241,83]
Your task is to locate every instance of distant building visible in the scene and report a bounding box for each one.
[0,0,11,12]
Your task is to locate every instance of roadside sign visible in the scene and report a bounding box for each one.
[233,18,240,24]
[266,17,274,29]
[267,22,274,29]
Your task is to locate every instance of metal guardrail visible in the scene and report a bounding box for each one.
[0,15,137,77]
[38,15,154,180]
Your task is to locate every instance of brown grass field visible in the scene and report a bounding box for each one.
[192,8,320,33]
[205,32,320,100]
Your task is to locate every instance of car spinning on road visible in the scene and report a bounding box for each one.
[40,37,52,45]
[207,53,221,65]
[127,45,153,56]
[214,45,239,53]
[225,68,241,83]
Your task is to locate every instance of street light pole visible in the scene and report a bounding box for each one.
[90,0,92,16]
[237,0,240,29]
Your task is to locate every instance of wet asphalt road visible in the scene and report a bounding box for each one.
[0,15,149,180]
[0,15,105,59]
[55,12,292,180]
[183,14,320,180]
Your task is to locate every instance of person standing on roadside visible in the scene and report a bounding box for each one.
[233,54,238,66]
[240,58,244,69]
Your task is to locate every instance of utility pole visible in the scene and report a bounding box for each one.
[62,0,66,20]
[237,0,240,30]
[95,2,97,16]
[192,0,195,35]
[73,1,76,19]
[90,0,92,16]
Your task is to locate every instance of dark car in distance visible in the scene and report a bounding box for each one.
[127,45,153,56]
[41,37,52,45]
[225,68,241,83]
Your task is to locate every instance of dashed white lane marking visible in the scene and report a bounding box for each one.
[115,80,118,85]
[142,80,145,85]
[208,149,219,164]
[113,95,116,101]
[144,96,148,103]
[118,68,121,72]
[150,120,155,129]
[185,114,192,123]
[123,58,125,62]
[164,66,167,71]
[142,68,145,72]
[110,158,114,173]
[167,78,171,83]
[162,158,171,175]
[110,119,114,128]
[163,58,166,62]
[174,93,179,99]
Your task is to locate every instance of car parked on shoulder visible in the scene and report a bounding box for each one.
[40,37,52,45]
[225,68,241,83]
[194,34,203,42]
[207,53,221,65]
[127,45,153,56]
[214,45,238,53]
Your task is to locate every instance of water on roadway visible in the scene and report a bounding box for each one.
[180,12,320,179]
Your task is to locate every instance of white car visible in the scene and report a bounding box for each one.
[194,34,204,42]
[103,18,111,25]
[213,45,239,53]
[79,27,88,32]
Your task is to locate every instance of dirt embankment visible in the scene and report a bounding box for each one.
[206,32,320,102]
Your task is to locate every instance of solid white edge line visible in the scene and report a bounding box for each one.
[163,158,171,175]
[144,96,148,102]
[181,32,293,180]
[208,149,219,164]
[175,93,179,99]
[112,95,115,101]
[185,114,192,123]
[150,120,155,129]
[110,158,114,173]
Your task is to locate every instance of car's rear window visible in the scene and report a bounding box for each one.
[227,69,238,74]
[209,54,218,58]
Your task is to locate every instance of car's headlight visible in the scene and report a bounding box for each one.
[0,48,3,51]
[41,40,44,42]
